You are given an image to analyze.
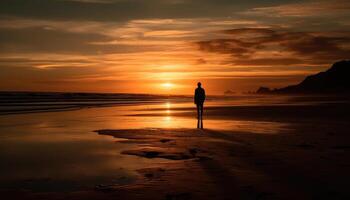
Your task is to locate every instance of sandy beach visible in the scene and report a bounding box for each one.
[1,95,349,199]
[1,0,350,198]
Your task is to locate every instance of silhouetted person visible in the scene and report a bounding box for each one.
[194,82,205,129]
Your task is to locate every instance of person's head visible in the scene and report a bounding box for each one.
[197,82,202,88]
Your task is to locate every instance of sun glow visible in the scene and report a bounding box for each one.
[161,82,174,89]
[165,102,171,114]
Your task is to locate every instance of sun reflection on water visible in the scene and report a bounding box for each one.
[165,102,171,108]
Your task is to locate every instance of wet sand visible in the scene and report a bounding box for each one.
[92,124,350,200]
[2,98,350,200]
[1,95,350,199]
[5,126,350,199]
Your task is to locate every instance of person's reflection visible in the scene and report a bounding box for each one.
[194,82,206,129]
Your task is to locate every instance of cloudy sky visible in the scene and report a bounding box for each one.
[1,0,349,94]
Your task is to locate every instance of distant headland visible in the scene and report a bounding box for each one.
[257,60,350,94]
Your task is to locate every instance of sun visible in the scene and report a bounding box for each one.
[161,82,174,89]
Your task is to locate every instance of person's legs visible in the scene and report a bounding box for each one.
[200,104,203,129]
[196,104,200,128]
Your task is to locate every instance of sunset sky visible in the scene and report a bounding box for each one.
[1,0,350,94]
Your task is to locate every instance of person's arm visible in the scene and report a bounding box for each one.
[194,90,197,104]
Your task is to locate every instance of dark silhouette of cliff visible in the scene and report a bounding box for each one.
[257,60,350,94]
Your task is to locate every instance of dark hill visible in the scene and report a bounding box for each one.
[257,60,350,94]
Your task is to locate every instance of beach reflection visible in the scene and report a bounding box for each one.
[0,100,289,192]
[108,102,289,134]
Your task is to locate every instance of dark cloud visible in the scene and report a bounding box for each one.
[197,28,350,66]
[234,58,303,66]
[222,28,277,36]
[0,27,164,54]
[0,0,298,22]
[0,27,110,54]
[197,39,253,56]
[0,0,232,22]
[285,34,350,60]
